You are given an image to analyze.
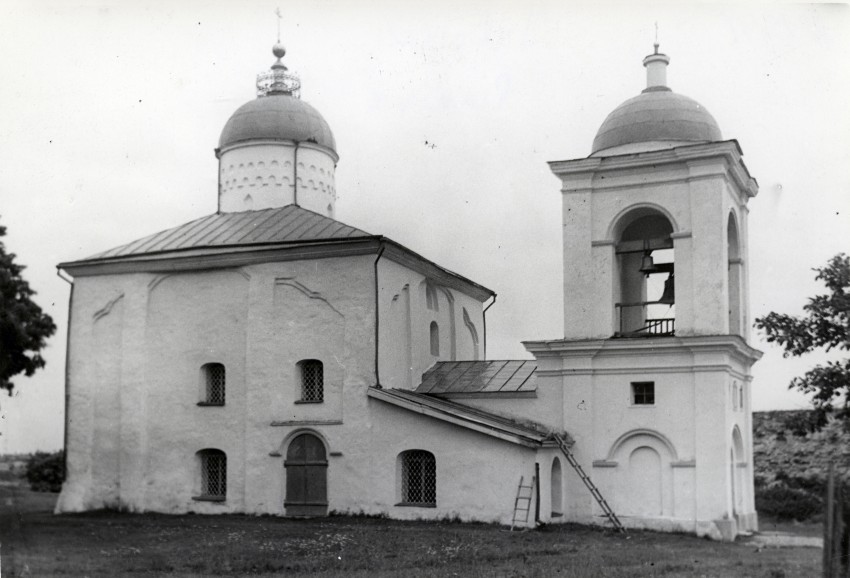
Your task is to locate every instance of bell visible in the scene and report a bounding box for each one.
[639,252,658,275]
[659,273,675,305]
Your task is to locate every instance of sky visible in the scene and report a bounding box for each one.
[0,1,848,453]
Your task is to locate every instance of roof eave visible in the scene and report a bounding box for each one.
[367,387,547,448]
[58,233,495,301]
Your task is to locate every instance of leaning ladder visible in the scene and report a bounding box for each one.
[551,433,626,533]
[510,474,536,531]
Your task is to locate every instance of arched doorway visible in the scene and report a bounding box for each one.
[284,433,328,516]
[551,457,563,517]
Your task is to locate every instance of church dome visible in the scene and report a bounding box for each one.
[218,95,336,152]
[216,42,339,216]
[591,47,721,155]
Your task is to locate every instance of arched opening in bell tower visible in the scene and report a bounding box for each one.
[727,212,743,336]
[613,208,676,337]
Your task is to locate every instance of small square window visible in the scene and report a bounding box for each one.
[632,382,655,405]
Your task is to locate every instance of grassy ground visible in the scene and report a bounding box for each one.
[1,483,820,578]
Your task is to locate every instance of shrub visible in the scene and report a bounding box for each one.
[756,485,823,521]
[25,450,65,492]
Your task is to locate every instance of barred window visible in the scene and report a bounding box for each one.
[299,360,323,402]
[400,450,436,506]
[197,449,226,500]
[201,363,226,405]
[430,322,440,356]
[632,382,655,405]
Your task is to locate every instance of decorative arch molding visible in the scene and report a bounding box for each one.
[391,283,410,303]
[438,287,457,361]
[462,307,479,360]
[93,293,125,321]
[605,202,682,242]
[727,209,741,258]
[148,269,251,296]
[731,425,745,462]
[273,428,331,458]
[274,277,343,317]
[605,428,680,462]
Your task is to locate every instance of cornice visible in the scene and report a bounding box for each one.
[549,140,758,200]
[59,235,494,303]
[216,138,340,164]
[524,334,763,365]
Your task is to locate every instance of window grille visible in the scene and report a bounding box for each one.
[401,450,436,505]
[632,382,655,405]
[430,322,440,356]
[199,450,227,499]
[300,360,324,402]
[204,363,226,405]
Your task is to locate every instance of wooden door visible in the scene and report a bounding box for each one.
[284,433,328,516]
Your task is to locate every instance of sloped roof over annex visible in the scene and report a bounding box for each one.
[367,387,561,448]
[415,360,537,398]
[57,205,494,301]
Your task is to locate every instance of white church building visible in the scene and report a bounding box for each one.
[56,40,761,541]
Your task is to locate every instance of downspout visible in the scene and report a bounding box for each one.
[57,269,74,477]
[292,142,300,206]
[373,242,386,388]
[482,294,497,360]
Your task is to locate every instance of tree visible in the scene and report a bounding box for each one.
[0,217,56,394]
[755,253,850,426]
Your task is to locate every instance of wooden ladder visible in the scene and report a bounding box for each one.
[551,433,626,533]
[510,474,536,531]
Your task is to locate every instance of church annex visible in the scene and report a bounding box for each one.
[56,40,761,541]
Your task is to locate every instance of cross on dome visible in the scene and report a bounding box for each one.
[256,13,301,98]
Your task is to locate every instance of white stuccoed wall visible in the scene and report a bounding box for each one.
[377,258,485,390]
[57,249,522,523]
[218,142,337,216]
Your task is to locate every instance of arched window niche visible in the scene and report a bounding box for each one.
[613,208,676,337]
[429,321,440,357]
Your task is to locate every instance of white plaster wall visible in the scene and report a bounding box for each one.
[377,258,485,390]
[529,338,758,538]
[58,247,538,525]
[58,254,378,515]
[219,143,336,216]
[349,400,537,524]
[57,274,150,512]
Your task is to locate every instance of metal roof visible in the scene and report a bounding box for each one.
[219,94,336,153]
[592,90,722,154]
[415,360,537,396]
[368,387,554,447]
[84,205,372,261]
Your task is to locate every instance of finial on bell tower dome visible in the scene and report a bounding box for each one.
[256,9,302,98]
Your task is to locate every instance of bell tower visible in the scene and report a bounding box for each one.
[526,46,762,541]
